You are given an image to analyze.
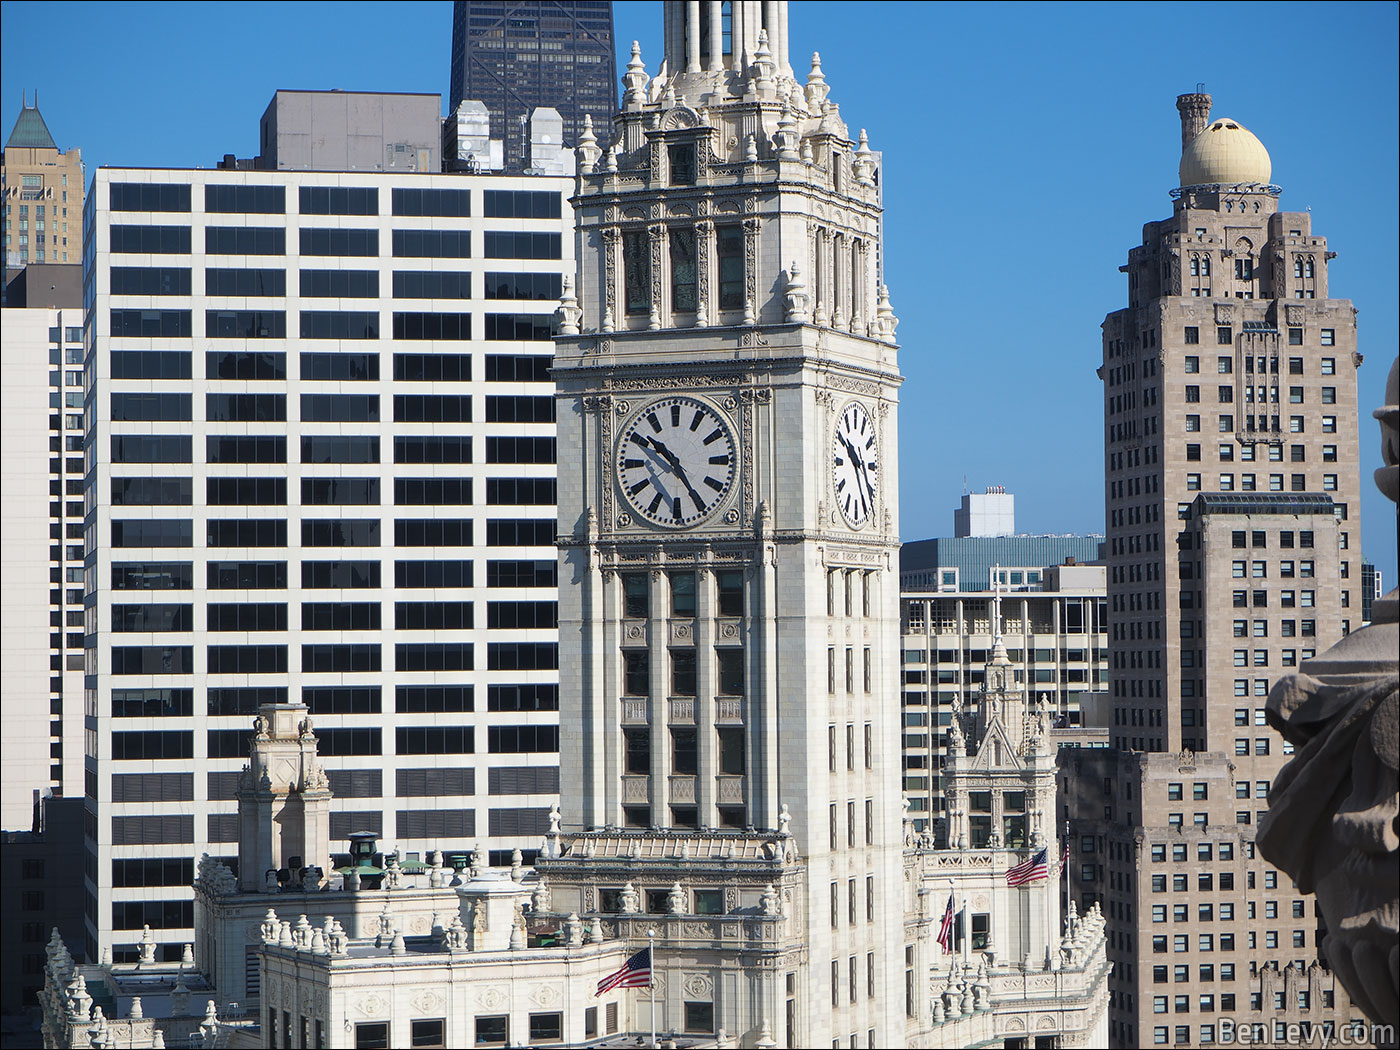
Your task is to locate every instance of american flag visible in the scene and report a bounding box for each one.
[1005,847,1049,887]
[596,946,652,995]
[936,893,955,954]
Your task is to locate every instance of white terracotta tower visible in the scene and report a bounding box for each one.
[545,3,906,1044]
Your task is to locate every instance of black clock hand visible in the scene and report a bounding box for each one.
[649,437,708,510]
[841,432,875,508]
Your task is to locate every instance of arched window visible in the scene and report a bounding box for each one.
[1304,258,1315,279]
[1190,257,1200,277]
[1201,256,1211,277]
[1294,258,1304,278]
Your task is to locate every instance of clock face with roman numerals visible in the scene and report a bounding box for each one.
[832,400,879,527]
[617,397,736,528]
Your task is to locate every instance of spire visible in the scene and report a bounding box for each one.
[5,94,58,150]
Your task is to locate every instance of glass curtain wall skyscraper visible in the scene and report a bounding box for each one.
[450,1,617,174]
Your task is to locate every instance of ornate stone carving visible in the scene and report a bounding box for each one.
[1258,359,1399,1032]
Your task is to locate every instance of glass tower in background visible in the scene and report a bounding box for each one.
[450,1,618,174]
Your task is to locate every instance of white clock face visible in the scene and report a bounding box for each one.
[618,397,736,528]
[832,400,879,527]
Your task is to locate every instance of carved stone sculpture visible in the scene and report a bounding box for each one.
[1258,359,1399,1031]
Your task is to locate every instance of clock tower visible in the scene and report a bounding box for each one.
[547,3,906,1044]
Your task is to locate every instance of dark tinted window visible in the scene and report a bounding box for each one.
[299,228,378,256]
[111,393,191,421]
[483,190,561,218]
[206,310,286,338]
[111,520,193,547]
[300,269,378,298]
[205,267,285,296]
[300,311,379,339]
[484,313,555,341]
[205,184,285,213]
[206,351,285,380]
[109,225,191,253]
[111,436,192,464]
[110,351,191,380]
[206,393,286,421]
[111,267,191,295]
[301,394,379,422]
[206,435,286,464]
[301,435,379,463]
[110,310,192,338]
[391,187,471,216]
[113,562,193,590]
[301,352,379,382]
[392,312,471,340]
[299,186,377,215]
[483,271,561,301]
[205,226,285,255]
[483,231,560,259]
[394,436,471,463]
[392,270,471,299]
[485,436,555,463]
[207,561,287,589]
[392,229,470,257]
[484,354,552,382]
[110,183,191,212]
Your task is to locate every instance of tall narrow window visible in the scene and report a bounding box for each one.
[623,230,650,316]
[668,145,696,187]
[670,228,697,311]
[716,225,744,310]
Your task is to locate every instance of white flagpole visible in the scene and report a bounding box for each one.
[961,894,970,967]
[648,927,657,1049]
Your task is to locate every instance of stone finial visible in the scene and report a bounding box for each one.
[755,1022,778,1049]
[510,848,524,882]
[760,884,781,916]
[565,912,584,947]
[666,882,686,915]
[99,946,112,968]
[532,877,553,914]
[604,145,618,173]
[588,916,604,944]
[782,264,809,323]
[1257,364,1399,1034]
[261,909,279,944]
[443,915,469,952]
[137,924,157,966]
[623,41,649,107]
[805,52,829,108]
[576,114,601,173]
[619,881,641,914]
[744,132,759,163]
[874,284,898,341]
[774,108,799,160]
[509,906,527,950]
[181,942,194,965]
[853,130,876,186]
[751,29,775,88]
[554,275,582,337]
[152,1028,167,1049]
[390,931,407,956]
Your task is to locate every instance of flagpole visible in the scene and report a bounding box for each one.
[648,927,657,1050]
[1063,820,1070,946]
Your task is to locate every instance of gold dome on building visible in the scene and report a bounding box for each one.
[1179,117,1272,187]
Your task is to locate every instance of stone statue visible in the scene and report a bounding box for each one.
[778,803,792,837]
[1258,359,1399,1032]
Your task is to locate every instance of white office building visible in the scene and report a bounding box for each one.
[82,163,573,963]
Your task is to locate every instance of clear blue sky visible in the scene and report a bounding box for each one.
[3,0,1395,582]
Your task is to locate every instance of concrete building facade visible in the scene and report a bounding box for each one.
[1,296,88,829]
[2,97,84,289]
[1080,92,1370,1048]
[80,162,574,965]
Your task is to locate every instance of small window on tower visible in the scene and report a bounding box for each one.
[668,144,697,186]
